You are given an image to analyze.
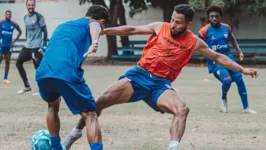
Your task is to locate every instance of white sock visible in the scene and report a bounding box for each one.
[71,128,82,136]
[169,141,179,150]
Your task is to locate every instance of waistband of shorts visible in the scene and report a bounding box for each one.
[135,65,167,80]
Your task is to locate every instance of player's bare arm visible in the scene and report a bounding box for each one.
[13,28,22,45]
[228,33,244,61]
[83,22,102,56]
[101,22,163,36]
[195,38,259,78]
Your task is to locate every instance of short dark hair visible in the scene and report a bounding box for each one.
[206,5,223,17]
[86,5,109,24]
[174,4,194,22]
[5,10,11,14]
[26,0,35,4]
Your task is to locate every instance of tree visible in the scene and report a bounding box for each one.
[125,0,188,22]
[189,0,266,30]
[79,0,129,59]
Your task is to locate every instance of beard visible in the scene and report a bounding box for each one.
[5,17,11,21]
[28,8,34,13]
[170,28,187,38]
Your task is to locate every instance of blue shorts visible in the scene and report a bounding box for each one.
[119,66,174,113]
[0,46,12,55]
[37,78,96,115]
[213,67,242,82]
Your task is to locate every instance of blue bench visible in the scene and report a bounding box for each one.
[112,39,266,63]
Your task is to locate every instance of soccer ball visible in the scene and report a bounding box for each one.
[31,129,52,150]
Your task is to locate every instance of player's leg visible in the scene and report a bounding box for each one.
[156,90,189,150]
[47,98,65,150]
[213,68,232,112]
[62,78,134,149]
[3,47,12,83]
[59,80,126,150]
[32,48,43,69]
[0,48,3,78]
[16,47,32,94]
[37,78,65,150]
[81,111,102,150]
[62,66,151,149]
[230,70,257,114]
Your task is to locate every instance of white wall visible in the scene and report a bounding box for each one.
[0,0,265,57]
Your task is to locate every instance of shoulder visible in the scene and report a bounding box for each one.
[11,21,19,27]
[35,12,44,20]
[199,23,211,37]
[221,22,231,31]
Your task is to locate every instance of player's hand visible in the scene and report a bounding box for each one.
[239,52,244,61]
[242,68,259,78]
[12,40,16,45]
[83,40,98,57]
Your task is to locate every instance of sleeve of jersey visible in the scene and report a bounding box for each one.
[13,21,21,31]
[38,16,46,27]
[198,28,207,40]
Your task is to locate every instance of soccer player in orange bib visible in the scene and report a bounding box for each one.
[62,4,258,150]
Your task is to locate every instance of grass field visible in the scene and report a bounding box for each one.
[0,63,265,150]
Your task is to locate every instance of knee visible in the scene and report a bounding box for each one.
[82,112,97,122]
[222,77,232,86]
[16,60,23,68]
[173,103,189,119]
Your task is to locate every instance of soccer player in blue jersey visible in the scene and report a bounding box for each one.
[198,5,257,114]
[0,10,22,84]
[35,5,109,150]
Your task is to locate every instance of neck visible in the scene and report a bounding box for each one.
[5,19,10,22]
[212,23,221,28]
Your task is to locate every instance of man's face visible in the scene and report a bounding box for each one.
[27,0,35,13]
[209,11,221,27]
[170,11,191,38]
[5,11,12,20]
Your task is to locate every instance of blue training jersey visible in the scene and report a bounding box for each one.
[36,17,92,83]
[0,20,21,48]
[198,23,233,73]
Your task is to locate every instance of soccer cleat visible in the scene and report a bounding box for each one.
[3,79,11,84]
[220,99,228,113]
[62,128,82,150]
[244,108,257,114]
[17,87,32,94]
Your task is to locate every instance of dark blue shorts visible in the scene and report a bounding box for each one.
[0,46,12,55]
[37,78,96,115]
[119,66,174,113]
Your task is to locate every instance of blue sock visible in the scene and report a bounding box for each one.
[235,78,248,109]
[90,142,103,150]
[4,72,8,79]
[221,78,232,100]
[50,136,63,150]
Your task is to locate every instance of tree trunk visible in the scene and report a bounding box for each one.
[118,0,129,47]
[162,0,189,22]
[91,0,119,59]
[105,0,121,59]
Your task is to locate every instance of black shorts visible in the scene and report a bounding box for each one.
[17,47,42,61]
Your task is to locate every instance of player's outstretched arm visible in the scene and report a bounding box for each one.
[101,22,163,36]
[195,38,259,78]
[83,22,102,57]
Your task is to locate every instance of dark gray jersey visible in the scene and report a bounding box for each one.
[24,12,46,48]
